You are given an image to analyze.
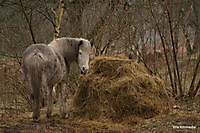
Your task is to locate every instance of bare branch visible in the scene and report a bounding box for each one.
[166,1,183,97]
[19,0,36,44]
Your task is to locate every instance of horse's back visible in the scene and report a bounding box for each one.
[22,44,66,84]
[23,44,55,60]
[23,44,54,70]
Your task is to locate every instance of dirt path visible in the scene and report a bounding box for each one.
[1,107,200,133]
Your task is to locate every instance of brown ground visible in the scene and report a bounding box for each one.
[0,57,200,133]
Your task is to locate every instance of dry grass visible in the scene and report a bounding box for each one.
[1,56,200,133]
[72,56,170,124]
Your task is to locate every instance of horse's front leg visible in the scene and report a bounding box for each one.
[46,85,53,118]
[59,82,67,118]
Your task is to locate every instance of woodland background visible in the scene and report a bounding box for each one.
[1,0,200,132]
[1,0,200,97]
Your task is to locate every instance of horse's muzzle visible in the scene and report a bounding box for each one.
[81,69,88,75]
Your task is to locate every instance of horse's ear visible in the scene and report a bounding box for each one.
[79,40,83,47]
[90,41,94,47]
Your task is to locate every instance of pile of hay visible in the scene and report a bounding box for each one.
[72,56,169,123]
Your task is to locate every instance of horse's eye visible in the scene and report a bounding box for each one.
[79,52,82,55]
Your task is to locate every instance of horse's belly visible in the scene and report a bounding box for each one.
[45,58,66,86]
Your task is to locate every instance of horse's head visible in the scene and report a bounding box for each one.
[78,39,94,75]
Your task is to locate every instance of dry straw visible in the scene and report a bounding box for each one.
[72,56,170,124]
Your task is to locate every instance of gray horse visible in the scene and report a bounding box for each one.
[22,37,93,121]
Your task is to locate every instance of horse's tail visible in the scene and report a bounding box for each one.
[29,53,42,100]
[24,52,44,119]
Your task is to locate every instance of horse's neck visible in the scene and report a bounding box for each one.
[48,38,78,65]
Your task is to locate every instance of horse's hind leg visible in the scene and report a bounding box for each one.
[31,80,40,121]
[59,82,67,118]
[41,75,53,118]
[33,89,40,121]
[27,73,40,121]
[46,85,53,118]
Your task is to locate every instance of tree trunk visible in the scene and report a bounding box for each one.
[192,0,200,52]
[185,38,193,55]
[182,28,193,55]
[193,27,200,52]
[174,28,179,53]
[188,53,200,97]
[54,0,64,40]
